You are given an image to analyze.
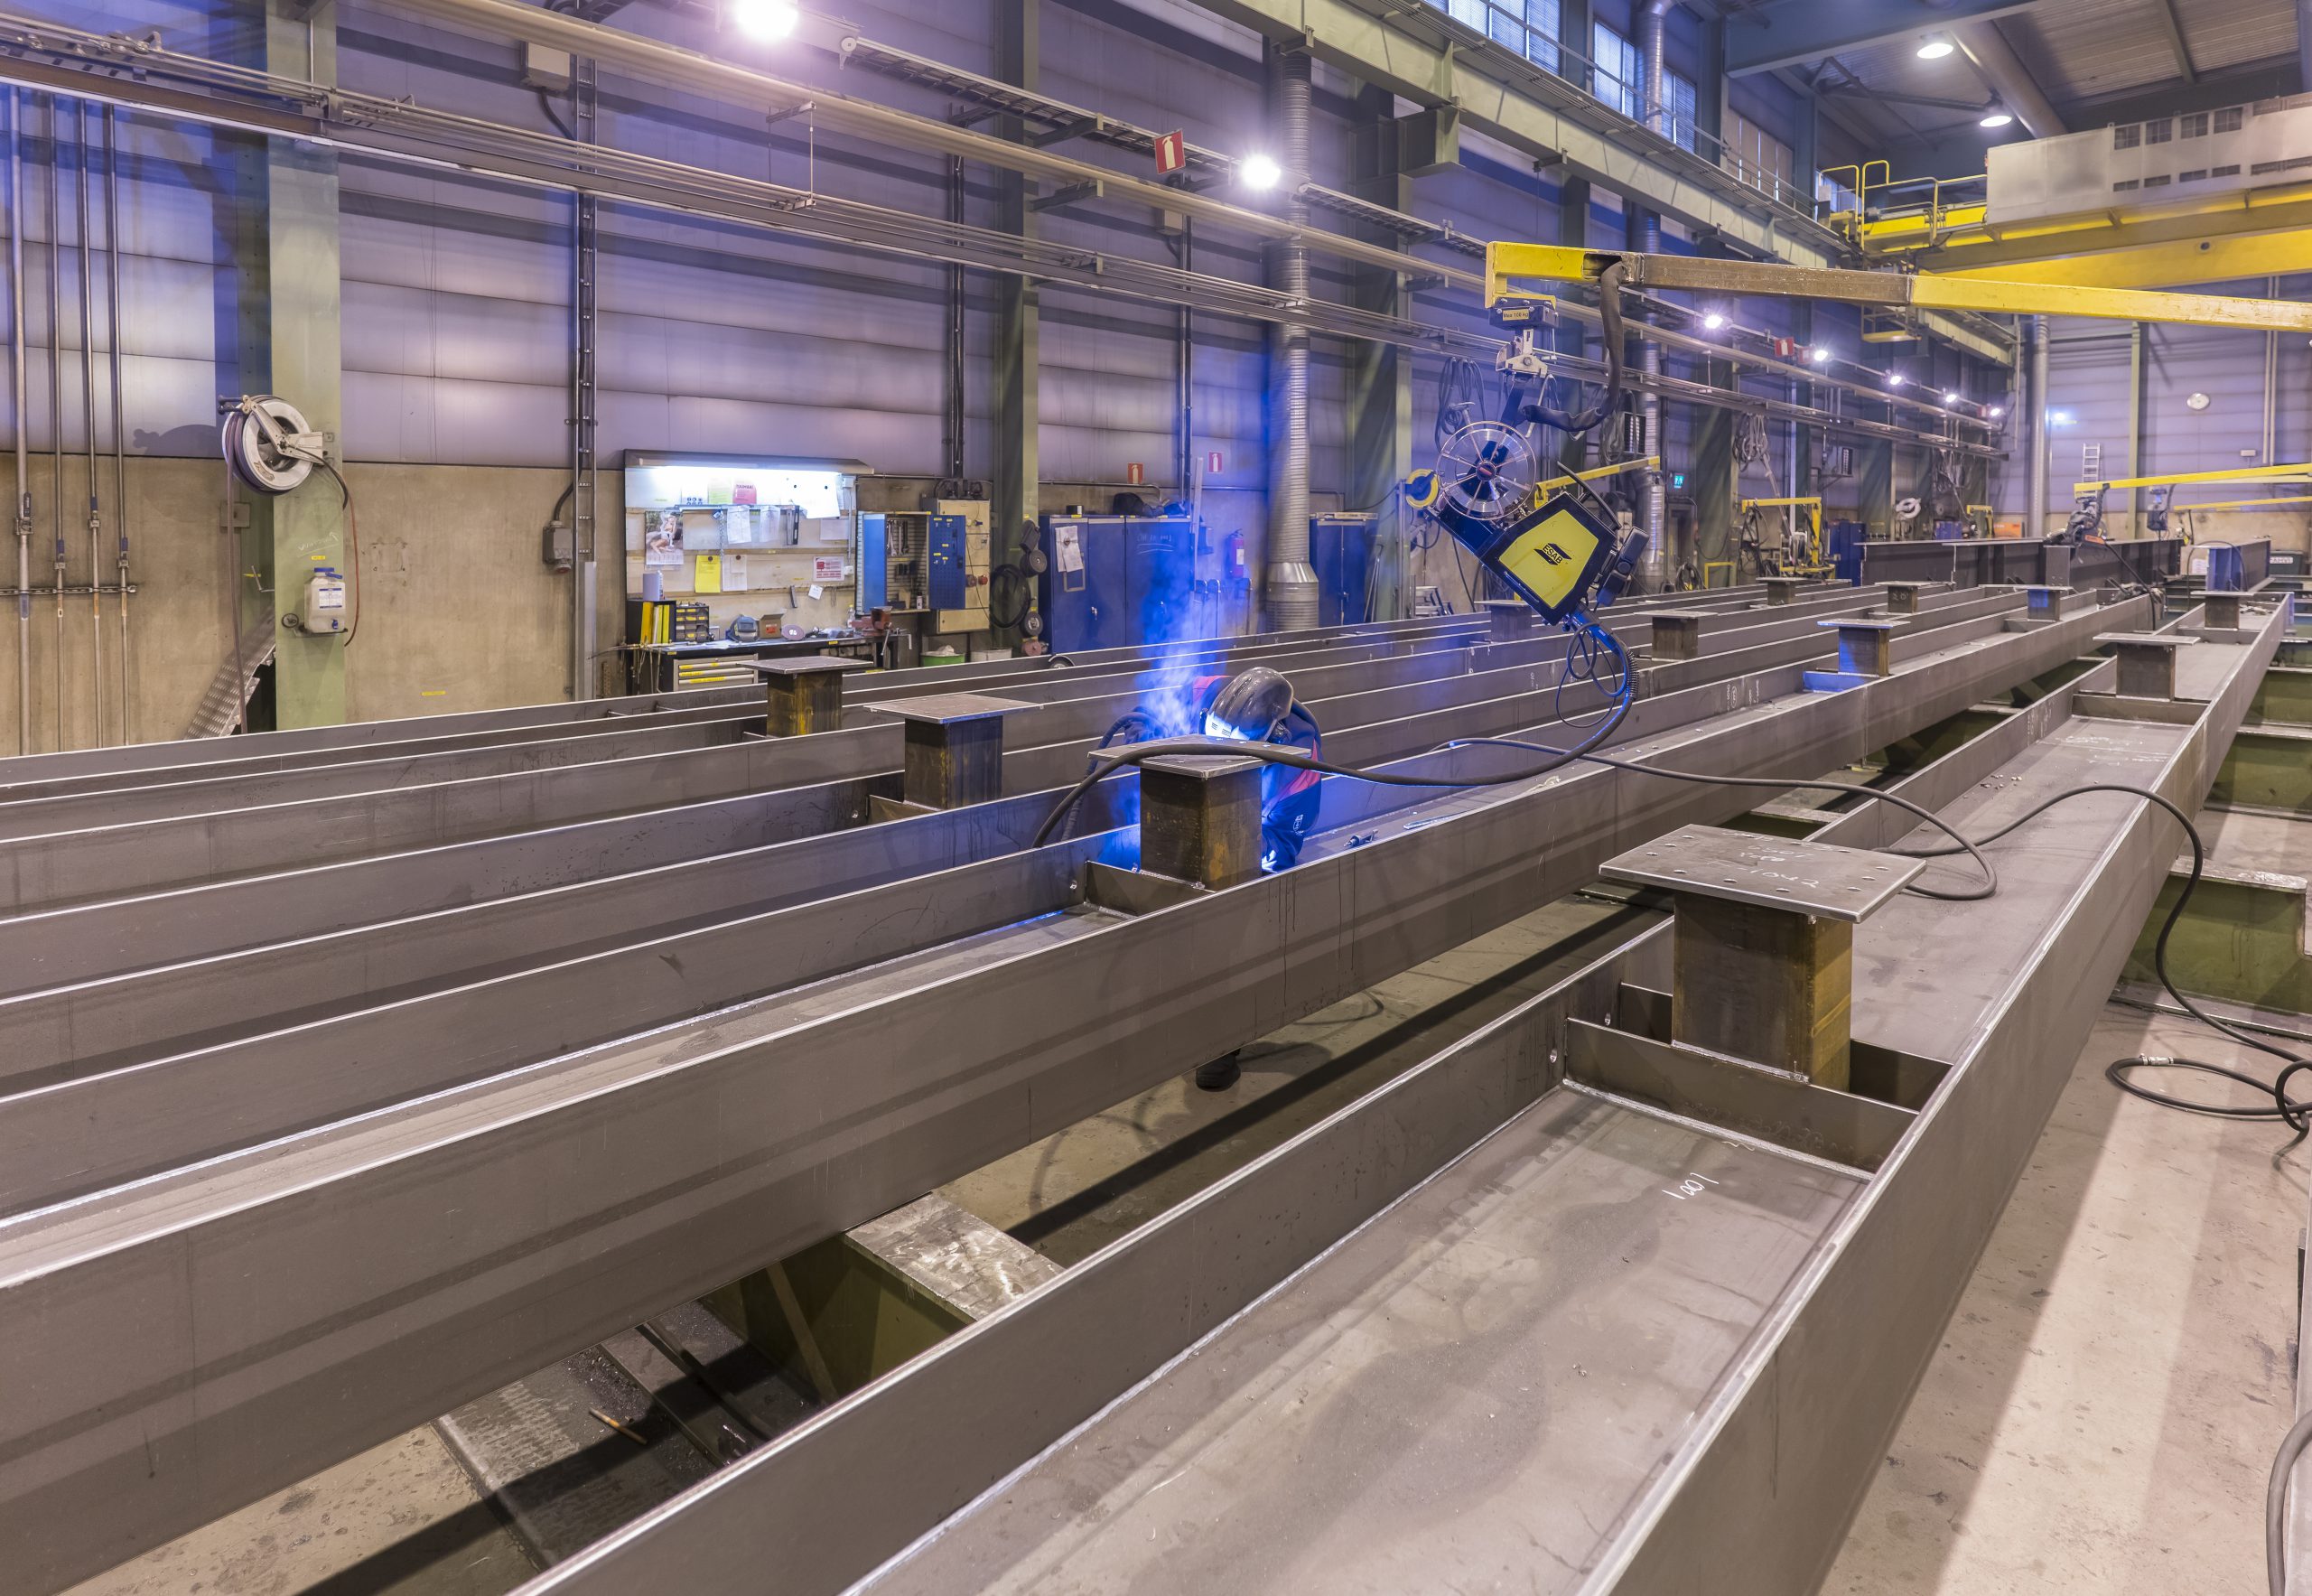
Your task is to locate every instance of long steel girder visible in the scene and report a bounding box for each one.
[0,588,1953,915]
[499,596,2283,1596]
[0,20,2003,452]
[0,592,2141,1593]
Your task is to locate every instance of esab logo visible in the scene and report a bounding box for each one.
[1535,542,1572,567]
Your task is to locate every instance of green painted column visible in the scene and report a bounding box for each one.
[1347,85,1413,621]
[255,0,346,727]
[993,0,1040,637]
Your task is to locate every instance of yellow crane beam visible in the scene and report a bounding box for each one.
[1858,182,2312,273]
[1487,243,2312,335]
[1939,229,2312,293]
[2072,462,2312,496]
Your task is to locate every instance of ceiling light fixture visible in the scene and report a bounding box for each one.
[1702,311,1727,331]
[730,0,800,41]
[1888,371,1908,387]
[1238,153,1283,191]
[1916,32,1955,60]
[1944,391,1961,405]
[1810,345,1832,365]
[1980,101,2015,129]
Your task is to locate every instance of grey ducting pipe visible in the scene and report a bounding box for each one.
[1264,45,1317,633]
[2027,315,2049,537]
[104,106,126,744]
[1636,2,1673,561]
[7,91,27,755]
[76,98,98,747]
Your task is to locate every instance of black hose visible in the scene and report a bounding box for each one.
[1518,260,1628,437]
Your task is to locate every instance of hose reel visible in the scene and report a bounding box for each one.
[220,395,329,497]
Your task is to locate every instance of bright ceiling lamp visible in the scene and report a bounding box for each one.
[1944,390,1961,404]
[1702,311,1727,330]
[1916,33,1955,60]
[1238,153,1283,190]
[1980,98,2015,129]
[1888,370,1908,387]
[1810,345,1832,365]
[731,0,800,40]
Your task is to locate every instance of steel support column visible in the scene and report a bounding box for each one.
[1347,84,1413,622]
[256,0,345,729]
[993,0,1039,639]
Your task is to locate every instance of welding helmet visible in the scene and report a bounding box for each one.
[1196,667,1295,743]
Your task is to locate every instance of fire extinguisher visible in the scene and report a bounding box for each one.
[1221,531,1250,592]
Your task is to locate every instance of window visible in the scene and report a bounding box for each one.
[2181,112,2209,138]
[2216,107,2245,133]
[2146,117,2173,144]
[1724,107,1796,207]
[1592,22,1640,117]
[1524,0,1562,74]
[2213,163,2242,177]
[1425,0,1562,76]
[2142,173,2171,187]
[2112,178,2140,191]
[1664,70,1698,151]
[2113,125,2141,150]
[2178,168,2207,182]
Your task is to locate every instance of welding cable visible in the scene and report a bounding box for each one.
[1028,625,1636,850]
[1517,261,1630,437]
[1878,780,2312,1141]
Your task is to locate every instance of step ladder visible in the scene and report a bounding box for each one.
[183,628,275,739]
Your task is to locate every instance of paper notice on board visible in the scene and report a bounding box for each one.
[813,556,849,583]
[723,554,750,592]
[808,583,825,601]
[693,554,723,594]
[1055,523,1085,574]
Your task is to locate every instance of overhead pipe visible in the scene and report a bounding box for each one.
[6,91,24,755]
[103,104,126,744]
[1264,44,1317,632]
[74,97,96,747]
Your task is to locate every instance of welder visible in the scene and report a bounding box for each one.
[1098,666,1325,873]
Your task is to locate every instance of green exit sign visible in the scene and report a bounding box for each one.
[1671,473,1687,490]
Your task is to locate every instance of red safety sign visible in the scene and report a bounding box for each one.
[1155,131,1188,176]
[1773,337,1797,359]
[1207,451,1225,473]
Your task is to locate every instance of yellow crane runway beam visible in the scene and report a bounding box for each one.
[1487,244,2312,335]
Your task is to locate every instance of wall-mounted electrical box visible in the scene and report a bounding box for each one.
[932,499,991,631]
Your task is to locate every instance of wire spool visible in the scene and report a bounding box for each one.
[221,396,319,496]
[1435,419,1536,525]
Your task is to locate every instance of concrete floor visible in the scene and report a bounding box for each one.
[1823,1003,2307,1594]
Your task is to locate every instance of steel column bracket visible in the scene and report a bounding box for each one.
[2022,584,2065,621]
[1816,617,1899,679]
[1482,599,1538,644]
[2202,592,2243,632]
[1601,824,1925,1090]
[755,657,872,737]
[1761,576,1809,606]
[1651,610,1711,661]
[866,693,1034,810]
[1882,581,1941,615]
[1137,753,1266,891]
[2098,631,2196,701]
